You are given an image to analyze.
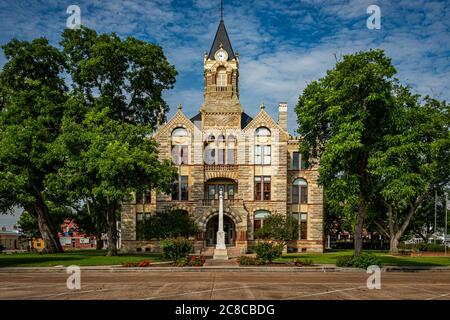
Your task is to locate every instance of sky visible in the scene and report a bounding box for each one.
[0,0,449,226]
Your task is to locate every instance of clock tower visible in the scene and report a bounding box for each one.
[200,17,243,128]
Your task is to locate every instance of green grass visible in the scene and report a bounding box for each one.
[276,250,450,267]
[0,250,168,267]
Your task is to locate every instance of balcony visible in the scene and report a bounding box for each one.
[204,164,238,180]
[200,198,243,207]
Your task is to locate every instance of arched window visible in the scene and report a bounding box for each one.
[216,67,227,87]
[292,178,308,204]
[171,127,188,165]
[255,127,271,137]
[254,210,271,234]
[255,127,271,165]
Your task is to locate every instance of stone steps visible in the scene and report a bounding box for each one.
[200,246,242,258]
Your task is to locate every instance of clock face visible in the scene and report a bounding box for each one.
[216,50,227,61]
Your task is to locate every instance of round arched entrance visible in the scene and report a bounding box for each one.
[205,214,236,247]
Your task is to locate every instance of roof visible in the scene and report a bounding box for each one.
[208,19,236,60]
[190,112,253,129]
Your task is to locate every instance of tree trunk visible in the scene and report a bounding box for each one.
[390,236,399,254]
[95,230,104,250]
[30,197,64,253]
[354,199,365,256]
[106,201,118,256]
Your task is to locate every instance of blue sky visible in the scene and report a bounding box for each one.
[0,0,449,224]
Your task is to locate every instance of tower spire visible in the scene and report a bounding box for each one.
[220,0,224,21]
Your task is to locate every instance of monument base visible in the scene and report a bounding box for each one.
[213,248,229,260]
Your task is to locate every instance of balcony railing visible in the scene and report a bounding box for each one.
[200,198,243,207]
[204,164,238,171]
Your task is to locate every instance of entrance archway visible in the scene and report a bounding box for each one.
[205,215,236,247]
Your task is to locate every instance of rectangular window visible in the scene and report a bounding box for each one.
[172,176,188,201]
[301,158,309,170]
[227,148,235,164]
[172,145,188,165]
[254,176,262,200]
[227,185,235,199]
[255,145,261,165]
[293,152,299,170]
[292,185,299,203]
[300,213,308,240]
[208,185,216,199]
[263,176,271,200]
[218,149,225,165]
[263,145,271,165]
[180,176,188,201]
[144,190,151,204]
[300,185,308,204]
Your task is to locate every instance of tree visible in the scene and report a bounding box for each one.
[255,212,298,247]
[136,210,199,240]
[0,38,68,253]
[368,92,449,253]
[50,27,178,256]
[296,49,397,255]
[48,108,177,256]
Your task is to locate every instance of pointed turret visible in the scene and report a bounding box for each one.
[208,19,235,61]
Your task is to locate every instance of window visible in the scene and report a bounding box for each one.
[292,178,308,204]
[136,189,151,204]
[263,145,271,165]
[171,128,188,165]
[292,212,308,239]
[227,185,235,199]
[254,210,271,234]
[255,145,261,165]
[216,67,227,87]
[255,176,271,201]
[172,176,188,201]
[255,127,271,137]
[293,152,299,170]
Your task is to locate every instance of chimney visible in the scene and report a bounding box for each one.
[278,102,288,132]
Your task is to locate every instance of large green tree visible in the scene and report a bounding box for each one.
[368,92,449,253]
[0,38,68,253]
[296,49,397,255]
[48,27,178,256]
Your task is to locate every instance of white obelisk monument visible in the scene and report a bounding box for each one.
[213,189,229,260]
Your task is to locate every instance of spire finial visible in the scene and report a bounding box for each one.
[260,102,265,110]
[220,0,224,21]
[178,103,182,111]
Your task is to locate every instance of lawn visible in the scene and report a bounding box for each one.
[276,249,450,267]
[0,250,168,267]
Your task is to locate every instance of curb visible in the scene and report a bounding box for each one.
[1,265,450,273]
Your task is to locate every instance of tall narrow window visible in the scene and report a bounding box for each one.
[292,178,308,204]
[254,176,271,201]
[216,67,227,87]
[255,145,262,164]
[171,127,188,165]
[263,145,271,165]
[172,176,188,201]
[293,152,299,170]
[292,212,308,239]
[254,210,271,234]
[254,176,262,200]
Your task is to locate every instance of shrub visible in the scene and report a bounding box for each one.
[336,255,354,267]
[121,259,151,267]
[160,238,192,262]
[254,242,283,263]
[238,256,265,266]
[336,252,382,268]
[0,244,4,253]
[398,243,445,252]
[177,255,206,267]
[294,258,314,267]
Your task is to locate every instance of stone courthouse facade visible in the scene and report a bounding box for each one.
[121,17,324,254]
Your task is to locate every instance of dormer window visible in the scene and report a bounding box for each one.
[216,67,227,87]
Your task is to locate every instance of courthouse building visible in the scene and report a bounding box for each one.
[121,17,324,254]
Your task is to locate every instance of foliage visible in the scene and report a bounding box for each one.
[293,258,314,266]
[176,255,206,267]
[254,242,283,263]
[136,210,199,240]
[296,49,399,255]
[397,243,446,253]
[0,244,4,253]
[237,256,265,266]
[254,213,298,246]
[121,259,152,267]
[335,252,382,268]
[160,238,192,263]
[0,38,69,253]
[49,26,178,256]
